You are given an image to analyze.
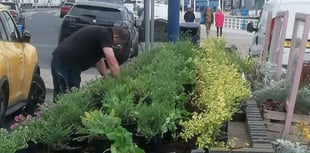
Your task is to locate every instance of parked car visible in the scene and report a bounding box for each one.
[0,2,25,27]
[0,4,46,127]
[59,2,74,18]
[58,0,140,64]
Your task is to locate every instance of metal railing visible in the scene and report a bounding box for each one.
[224,17,259,30]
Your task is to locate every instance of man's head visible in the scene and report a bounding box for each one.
[187,7,193,12]
[112,27,130,46]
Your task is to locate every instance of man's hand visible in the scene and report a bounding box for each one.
[96,58,109,78]
[102,47,120,78]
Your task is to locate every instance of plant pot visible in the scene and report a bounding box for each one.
[135,133,162,153]
[69,134,89,149]
[47,147,83,153]
[121,121,138,135]
[15,141,37,153]
[134,95,152,105]
[162,125,182,144]
[216,131,228,144]
[91,138,113,153]
[91,94,103,108]
[232,112,246,122]
[232,102,247,121]
[220,121,228,133]
[183,83,195,94]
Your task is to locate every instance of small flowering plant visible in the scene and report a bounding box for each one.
[10,103,46,141]
[297,122,310,149]
[10,102,75,150]
[0,126,29,153]
[10,113,35,130]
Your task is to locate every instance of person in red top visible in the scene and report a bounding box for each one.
[215,8,224,37]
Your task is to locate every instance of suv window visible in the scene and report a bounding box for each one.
[1,3,16,10]
[63,3,73,7]
[0,11,19,41]
[0,19,8,40]
[70,5,121,20]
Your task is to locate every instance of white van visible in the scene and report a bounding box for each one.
[247,0,310,65]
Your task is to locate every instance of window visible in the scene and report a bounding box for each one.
[71,5,121,20]
[0,17,8,40]
[0,3,16,10]
[0,11,19,41]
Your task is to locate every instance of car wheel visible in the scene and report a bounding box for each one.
[130,42,139,58]
[23,74,46,115]
[0,88,7,127]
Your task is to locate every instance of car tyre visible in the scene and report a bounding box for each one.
[0,88,7,127]
[23,74,46,115]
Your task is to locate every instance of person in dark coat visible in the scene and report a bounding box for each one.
[51,26,129,101]
[184,7,195,22]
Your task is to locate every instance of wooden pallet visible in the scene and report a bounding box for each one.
[263,109,310,143]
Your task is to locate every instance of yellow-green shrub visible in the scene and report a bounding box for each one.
[180,39,251,149]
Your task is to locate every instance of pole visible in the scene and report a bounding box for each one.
[144,0,150,50]
[150,0,154,47]
[193,0,196,12]
[167,0,180,42]
[181,0,184,22]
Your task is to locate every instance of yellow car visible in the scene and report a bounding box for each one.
[0,4,45,126]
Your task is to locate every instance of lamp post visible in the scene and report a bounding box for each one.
[167,0,180,42]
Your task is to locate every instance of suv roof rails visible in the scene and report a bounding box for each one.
[85,0,123,5]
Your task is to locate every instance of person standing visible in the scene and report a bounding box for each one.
[215,8,225,37]
[51,26,129,101]
[184,6,195,22]
[204,6,213,36]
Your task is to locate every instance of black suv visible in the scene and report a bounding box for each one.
[58,0,140,64]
